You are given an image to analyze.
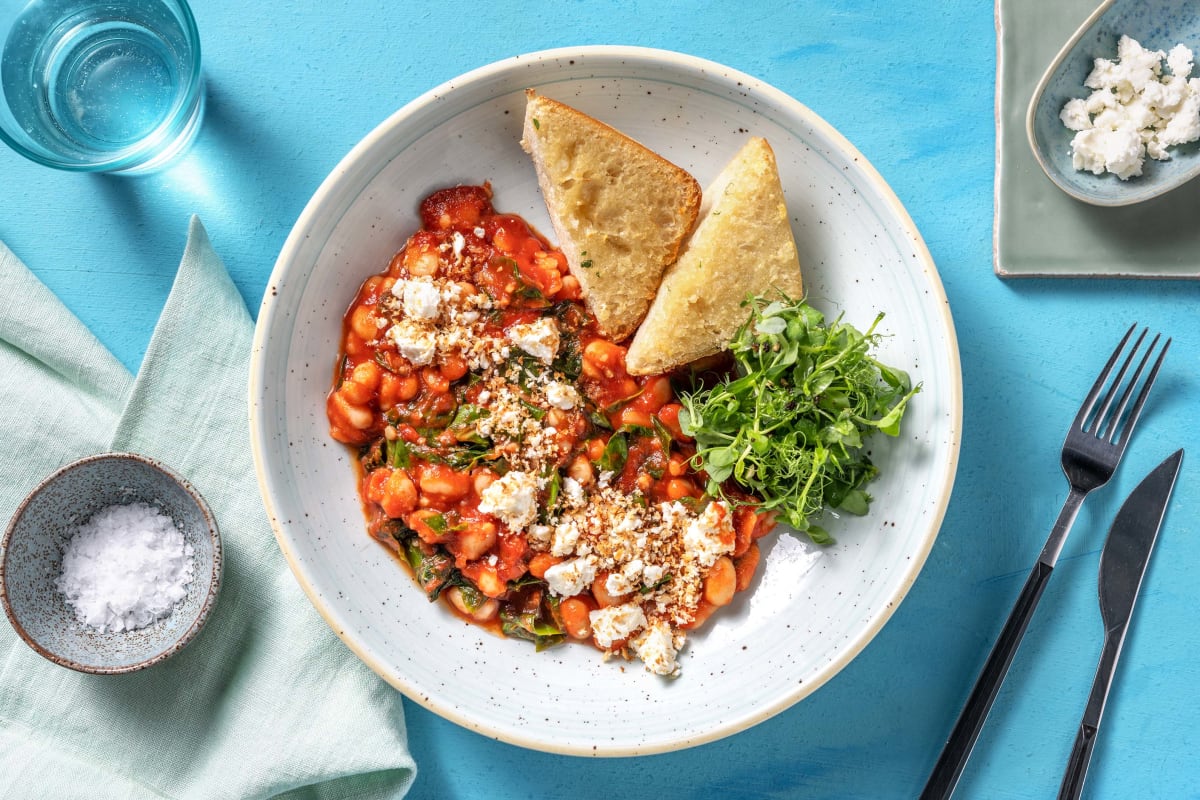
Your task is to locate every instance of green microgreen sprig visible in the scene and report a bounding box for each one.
[678,295,919,543]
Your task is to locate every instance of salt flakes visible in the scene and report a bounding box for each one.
[56,502,195,633]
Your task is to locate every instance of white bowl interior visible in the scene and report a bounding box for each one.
[250,46,961,755]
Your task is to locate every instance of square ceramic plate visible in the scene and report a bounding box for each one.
[995,0,1200,278]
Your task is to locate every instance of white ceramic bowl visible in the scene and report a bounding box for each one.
[250,46,962,755]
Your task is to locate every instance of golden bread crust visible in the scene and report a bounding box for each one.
[521,90,701,341]
[625,137,803,375]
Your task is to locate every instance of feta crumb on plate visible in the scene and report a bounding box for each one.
[544,380,580,409]
[631,620,681,677]
[680,500,735,568]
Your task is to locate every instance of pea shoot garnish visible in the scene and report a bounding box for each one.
[678,295,919,543]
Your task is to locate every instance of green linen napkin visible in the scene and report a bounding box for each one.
[0,219,417,799]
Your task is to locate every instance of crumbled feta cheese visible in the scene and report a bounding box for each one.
[1061,35,1200,179]
[589,603,647,648]
[682,501,734,568]
[477,470,540,532]
[631,621,680,677]
[507,317,560,363]
[1060,98,1091,131]
[551,519,581,557]
[1168,44,1194,82]
[1069,127,1145,179]
[527,524,553,549]
[622,558,644,581]
[544,381,580,409]
[544,557,596,598]
[659,500,689,531]
[560,477,585,509]
[605,571,635,597]
[439,281,464,305]
[394,277,440,320]
[388,320,437,366]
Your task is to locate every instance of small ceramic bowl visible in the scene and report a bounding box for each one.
[0,453,222,674]
[1027,0,1200,206]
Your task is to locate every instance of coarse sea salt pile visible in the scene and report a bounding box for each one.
[57,502,195,633]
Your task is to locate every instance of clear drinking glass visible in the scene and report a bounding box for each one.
[0,0,203,173]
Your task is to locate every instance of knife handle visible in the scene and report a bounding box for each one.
[1058,723,1098,800]
[1058,631,1125,800]
[920,559,1054,800]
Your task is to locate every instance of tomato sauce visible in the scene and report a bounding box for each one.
[326,184,774,674]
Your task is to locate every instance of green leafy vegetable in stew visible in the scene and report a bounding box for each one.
[500,588,564,651]
[404,539,457,600]
[678,295,919,544]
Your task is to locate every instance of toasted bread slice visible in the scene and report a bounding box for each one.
[625,137,803,375]
[521,90,701,341]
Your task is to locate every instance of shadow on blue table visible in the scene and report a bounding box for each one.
[89,77,315,316]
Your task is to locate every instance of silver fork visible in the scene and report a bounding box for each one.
[921,323,1170,800]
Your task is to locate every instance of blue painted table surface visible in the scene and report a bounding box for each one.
[3,2,1199,798]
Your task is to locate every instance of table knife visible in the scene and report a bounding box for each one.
[1058,448,1184,800]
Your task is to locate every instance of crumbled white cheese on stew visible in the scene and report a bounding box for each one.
[560,477,586,509]
[589,602,648,649]
[682,501,734,568]
[543,557,597,598]
[477,470,541,532]
[388,320,437,366]
[506,317,560,363]
[605,571,636,597]
[544,381,580,409]
[395,276,441,321]
[550,519,581,557]
[526,524,553,549]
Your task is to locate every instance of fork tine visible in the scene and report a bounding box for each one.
[1110,337,1170,450]
[1075,323,1137,430]
[1100,332,1160,441]
[1088,327,1148,434]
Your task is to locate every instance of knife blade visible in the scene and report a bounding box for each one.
[1058,448,1184,800]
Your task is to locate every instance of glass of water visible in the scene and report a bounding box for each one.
[0,0,203,173]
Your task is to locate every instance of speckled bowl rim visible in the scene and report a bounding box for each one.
[250,45,962,755]
[0,452,223,674]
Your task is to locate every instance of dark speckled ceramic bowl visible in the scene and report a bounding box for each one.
[0,453,222,674]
